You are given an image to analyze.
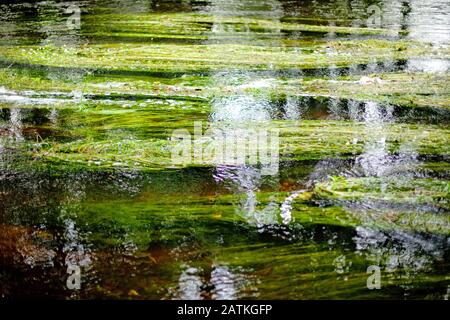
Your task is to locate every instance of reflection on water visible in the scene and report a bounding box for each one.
[384,0,450,44]
[0,0,449,300]
[407,58,450,74]
[355,101,394,177]
[176,267,203,300]
[173,264,259,300]
[321,98,447,293]
[354,225,449,297]
[206,0,286,237]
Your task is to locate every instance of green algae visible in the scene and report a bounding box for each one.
[0,38,445,74]
[305,176,450,235]
[314,176,449,206]
[0,11,401,45]
[61,181,449,248]
[45,184,449,298]
[296,72,450,110]
[1,0,449,300]
[291,195,450,236]
[22,119,447,169]
[2,62,449,112]
[79,12,399,40]
[2,140,449,300]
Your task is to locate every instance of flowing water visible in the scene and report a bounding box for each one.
[0,0,449,299]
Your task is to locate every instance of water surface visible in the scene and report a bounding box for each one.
[0,0,449,299]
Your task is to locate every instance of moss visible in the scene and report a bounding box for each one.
[1,2,449,300]
[315,176,449,205]
[2,64,449,112]
[296,73,450,110]
[22,119,446,169]
[0,38,445,74]
[80,12,397,38]
[309,176,450,235]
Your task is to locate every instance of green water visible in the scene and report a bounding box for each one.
[0,0,449,299]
